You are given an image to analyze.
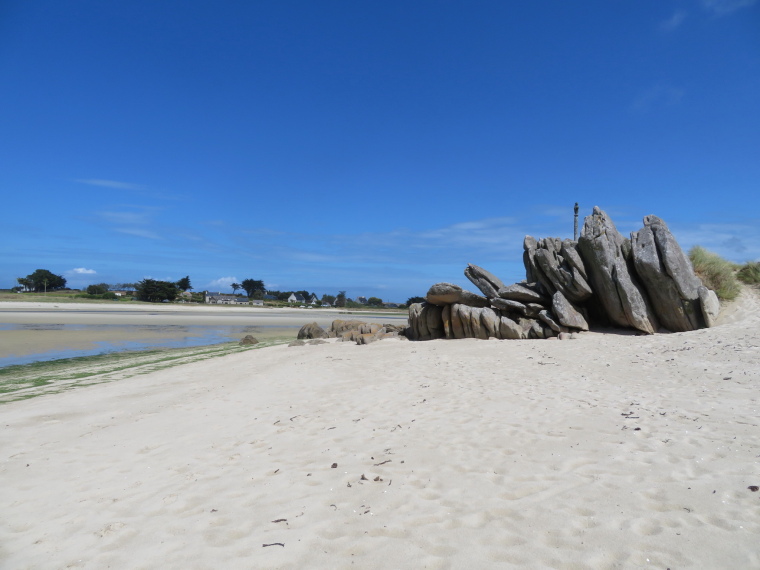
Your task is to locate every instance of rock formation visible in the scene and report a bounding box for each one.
[408,206,719,341]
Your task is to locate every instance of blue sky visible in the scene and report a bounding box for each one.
[1,1,758,302]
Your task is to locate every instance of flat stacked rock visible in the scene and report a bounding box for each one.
[408,206,720,341]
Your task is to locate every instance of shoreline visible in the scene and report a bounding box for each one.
[0,301,409,365]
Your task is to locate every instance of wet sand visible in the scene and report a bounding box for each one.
[0,302,408,363]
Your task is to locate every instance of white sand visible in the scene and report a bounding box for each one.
[1,290,759,569]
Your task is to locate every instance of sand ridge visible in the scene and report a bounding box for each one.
[1,289,759,568]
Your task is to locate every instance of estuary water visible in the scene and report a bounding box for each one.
[0,303,409,367]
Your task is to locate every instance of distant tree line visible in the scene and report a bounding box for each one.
[13,268,414,307]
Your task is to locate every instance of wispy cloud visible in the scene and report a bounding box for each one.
[68,267,96,274]
[94,206,163,240]
[631,84,685,113]
[75,179,146,191]
[660,10,687,31]
[114,227,162,240]
[702,0,757,15]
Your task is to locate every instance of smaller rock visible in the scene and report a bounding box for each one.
[239,335,259,346]
[298,322,327,339]
[552,291,589,331]
[499,315,522,339]
[288,340,306,347]
[491,297,527,315]
[497,282,549,304]
[558,332,572,340]
[426,282,488,307]
[538,310,562,333]
[698,286,720,328]
[464,263,505,299]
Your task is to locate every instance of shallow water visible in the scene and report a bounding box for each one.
[0,323,297,367]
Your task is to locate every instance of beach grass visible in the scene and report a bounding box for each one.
[689,246,741,301]
[737,261,760,285]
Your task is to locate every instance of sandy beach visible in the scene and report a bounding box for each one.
[1,290,759,569]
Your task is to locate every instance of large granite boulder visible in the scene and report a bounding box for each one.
[297,322,328,339]
[426,282,488,307]
[408,303,445,341]
[464,263,505,299]
[630,215,707,331]
[577,207,658,334]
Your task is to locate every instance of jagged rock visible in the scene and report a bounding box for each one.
[698,285,720,328]
[529,320,544,339]
[497,282,549,304]
[491,297,527,315]
[523,237,554,294]
[499,315,523,339]
[577,206,658,334]
[525,303,545,318]
[442,305,453,338]
[297,322,327,339]
[331,319,368,335]
[551,291,589,331]
[356,332,386,345]
[426,282,488,307]
[630,215,706,331]
[533,240,593,303]
[450,304,464,339]
[538,310,563,333]
[408,302,445,341]
[239,335,259,345]
[464,263,505,299]
[469,307,487,339]
[480,307,501,338]
[561,239,588,280]
[456,304,473,338]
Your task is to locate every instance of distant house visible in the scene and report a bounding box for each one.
[384,302,400,309]
[263,294,277,301]
[204,292,250,305]
[288,293,305,304]
[306,294,318,305]
[321,300,331,307]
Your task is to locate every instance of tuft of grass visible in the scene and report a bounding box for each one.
[737,261,760,285]
[688,246,741,301]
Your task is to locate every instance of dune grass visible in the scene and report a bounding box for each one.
[688,246,741,301]
[736,261,760,285]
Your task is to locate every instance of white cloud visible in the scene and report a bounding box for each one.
[660,10,687,31]
[702,0,757,15]
[69,267,96,274]
[208,276,239,291]
[75,179,146,191]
